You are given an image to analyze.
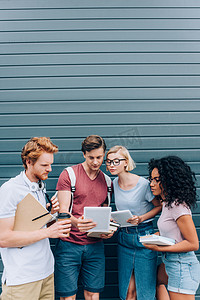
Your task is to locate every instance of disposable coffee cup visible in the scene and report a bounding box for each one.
[57,213,71,237]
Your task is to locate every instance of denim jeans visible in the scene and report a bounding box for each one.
[54,240,105,298]
[162,251,200,294]
[118,222,157,300]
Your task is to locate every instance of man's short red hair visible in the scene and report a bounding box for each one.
[21,137,58,169]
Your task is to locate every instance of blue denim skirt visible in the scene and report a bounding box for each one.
[162,251,200,295]
[118,222,157,300]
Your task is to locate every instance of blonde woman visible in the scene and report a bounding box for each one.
[105,146,161,300]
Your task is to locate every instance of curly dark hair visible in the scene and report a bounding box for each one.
[148,156,197,208]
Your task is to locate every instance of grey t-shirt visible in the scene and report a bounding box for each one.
[113,176,154,222]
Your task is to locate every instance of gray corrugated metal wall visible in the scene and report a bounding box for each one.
[0,0,200,298]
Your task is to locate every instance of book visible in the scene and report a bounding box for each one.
[87,221,119,238]
[13,193,53,231]
[111,210,135,227]
[139,234,175,246]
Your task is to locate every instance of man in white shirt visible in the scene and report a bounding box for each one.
[0,137,71,300]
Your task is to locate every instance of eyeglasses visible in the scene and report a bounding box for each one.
[105,159,126,166]
[148,177,161,184]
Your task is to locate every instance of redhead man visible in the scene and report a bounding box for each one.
[0,137,71,300]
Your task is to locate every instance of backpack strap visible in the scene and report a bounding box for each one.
[65,167,112,212]
[65,166,76,213]
[103,173,112,207]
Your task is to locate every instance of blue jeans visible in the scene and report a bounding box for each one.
[118,222,157,300]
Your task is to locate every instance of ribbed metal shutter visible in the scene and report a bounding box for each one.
[0,1,200,298]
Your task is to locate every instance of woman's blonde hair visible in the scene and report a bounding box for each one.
[106,145,136,172]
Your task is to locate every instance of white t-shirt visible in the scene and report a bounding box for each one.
[0,171,54,285]
[113,177,154,222]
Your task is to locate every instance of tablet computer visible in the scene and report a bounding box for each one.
[84,207,111,232]
[111,210,135,227]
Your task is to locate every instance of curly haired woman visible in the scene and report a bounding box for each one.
[145,156,200,300]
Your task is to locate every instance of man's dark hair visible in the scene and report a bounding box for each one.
[81,135,106,154]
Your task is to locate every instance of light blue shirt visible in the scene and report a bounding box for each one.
[113,176,154,221]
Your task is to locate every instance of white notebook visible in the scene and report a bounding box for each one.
[87,222,119,238]
[139,234,175,246]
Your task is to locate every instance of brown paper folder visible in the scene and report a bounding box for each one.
[13,193,53,231]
